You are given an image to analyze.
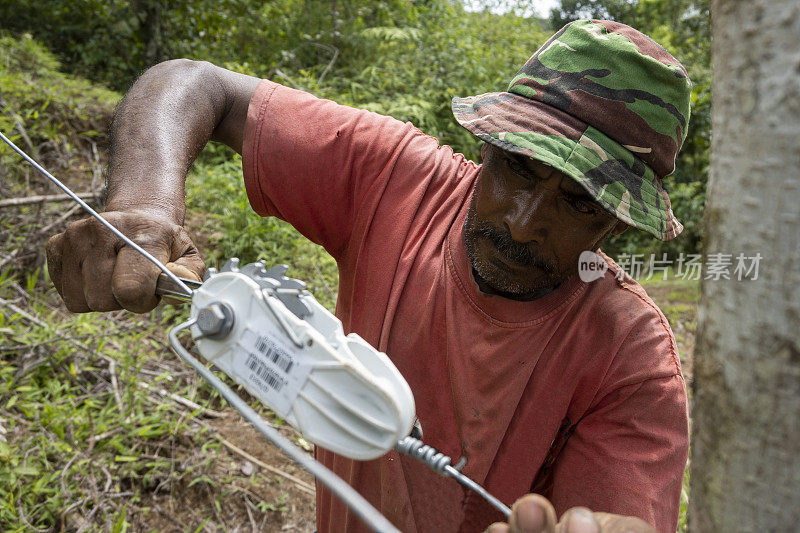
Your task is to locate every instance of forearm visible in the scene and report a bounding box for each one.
[104,59,257,223]
[46,60,257,313]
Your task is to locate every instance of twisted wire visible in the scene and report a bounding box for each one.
[395,436,512,518]
[395,436,452,475]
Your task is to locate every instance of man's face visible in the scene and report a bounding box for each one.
[464,143,627,300]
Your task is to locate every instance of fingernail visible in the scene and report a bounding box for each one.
[514,500,546,531]
[566,508,599,532]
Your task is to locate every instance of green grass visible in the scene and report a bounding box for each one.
[0,271,223,528]
[0,267,314,529]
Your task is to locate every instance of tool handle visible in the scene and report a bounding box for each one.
[155,273,202,301]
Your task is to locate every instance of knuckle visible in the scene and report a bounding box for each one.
[65,217,88,236]
[46,232,62,253]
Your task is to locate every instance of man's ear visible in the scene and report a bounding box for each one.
[611,221,629,236]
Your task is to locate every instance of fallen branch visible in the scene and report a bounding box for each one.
[212,433,316,495]
[89,428,122,444]
[137,381,225,418]
[0,192,98,208]
[109,359,124,415]
[13,119,36,157]
[0,250,19,270]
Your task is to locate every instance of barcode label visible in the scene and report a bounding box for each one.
[255,335,294,373]
[232,327,313,418]
[246,353,285,392]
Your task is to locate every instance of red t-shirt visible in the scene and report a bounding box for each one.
[242,80,688,533]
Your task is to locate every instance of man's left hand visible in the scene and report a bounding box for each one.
[484,494,656,533]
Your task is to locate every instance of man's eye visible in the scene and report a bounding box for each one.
[567,196,597,214]
[504,156,531,179]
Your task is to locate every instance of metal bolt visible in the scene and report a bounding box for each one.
[197,302,234,340]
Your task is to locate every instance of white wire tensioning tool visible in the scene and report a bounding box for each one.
[2,130,512,531]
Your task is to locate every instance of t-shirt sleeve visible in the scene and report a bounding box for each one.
[241,79,427,259]
[547,373,689,532]
[538,278,689,533]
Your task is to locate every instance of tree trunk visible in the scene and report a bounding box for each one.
[134,0,163,67]
[691,1,800,531]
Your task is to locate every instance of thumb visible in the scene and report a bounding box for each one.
[510,494,557,533]
[159,261,204,306]
[112,244,165,313]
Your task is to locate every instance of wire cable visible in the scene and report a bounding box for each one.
[4,127,399,530]
[0,131,193,296]
[4,127,511,528]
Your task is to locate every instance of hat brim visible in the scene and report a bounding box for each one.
[452,91,683,241]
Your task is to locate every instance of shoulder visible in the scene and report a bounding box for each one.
[248,78,475,175]
[577,250,683,386]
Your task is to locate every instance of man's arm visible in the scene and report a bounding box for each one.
[104,59,258,220]
[46,60,259,313]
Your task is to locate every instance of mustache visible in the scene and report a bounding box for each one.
[476,223,556,272]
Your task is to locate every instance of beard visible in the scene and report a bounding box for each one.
[463,199,564,298]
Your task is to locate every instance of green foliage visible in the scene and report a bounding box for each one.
[0,0,252,91]
[0,1,548,165]
[319,4,549,161]
[0,274,176,527]
[0,33,117,190]
[0,0,709,258]
[0,266,293,529]
[0,34,120,273]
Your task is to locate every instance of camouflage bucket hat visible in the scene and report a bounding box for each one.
[452,19,692,241]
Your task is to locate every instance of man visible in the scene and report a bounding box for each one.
[46,20,690,533]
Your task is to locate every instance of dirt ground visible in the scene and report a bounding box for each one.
[130,412,317,532]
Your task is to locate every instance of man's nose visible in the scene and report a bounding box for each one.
[502,190,553,244]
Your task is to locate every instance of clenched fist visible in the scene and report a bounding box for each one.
[46,210,205,313]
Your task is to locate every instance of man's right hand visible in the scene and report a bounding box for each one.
[42,60,258,314]
[46,210,205,313]
[485,494,656,533]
